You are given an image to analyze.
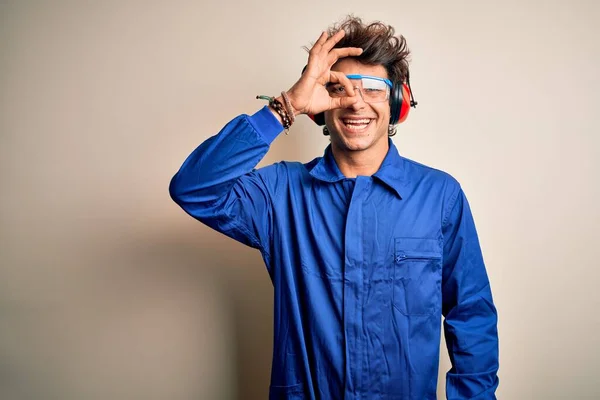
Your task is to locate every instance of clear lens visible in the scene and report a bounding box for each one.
[327,77,390,103]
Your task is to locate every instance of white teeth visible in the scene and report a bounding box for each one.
[343,119,371,124]
[342,118,371,131]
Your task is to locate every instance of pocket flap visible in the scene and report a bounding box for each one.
[395,237,442,259]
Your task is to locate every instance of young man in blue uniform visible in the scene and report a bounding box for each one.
[170,16,499,400]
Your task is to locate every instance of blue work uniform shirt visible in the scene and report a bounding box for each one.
[170,106,499,399]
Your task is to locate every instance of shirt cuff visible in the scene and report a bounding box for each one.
[249,106,284,144]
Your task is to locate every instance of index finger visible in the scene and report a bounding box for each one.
[327,47,363,66]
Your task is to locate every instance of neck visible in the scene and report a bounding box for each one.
[331,140,389,178]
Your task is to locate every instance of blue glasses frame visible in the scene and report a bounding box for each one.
[345,74,393,88]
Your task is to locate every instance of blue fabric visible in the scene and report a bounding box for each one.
[170,106,499,399]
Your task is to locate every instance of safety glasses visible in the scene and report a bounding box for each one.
[326,74,393,103]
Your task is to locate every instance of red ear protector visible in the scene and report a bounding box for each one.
[307,70,418,126]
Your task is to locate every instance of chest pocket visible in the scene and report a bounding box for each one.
[393,237,443,316]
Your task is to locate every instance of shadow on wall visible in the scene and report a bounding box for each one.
[0,221,274,400]
[129,226,275,400]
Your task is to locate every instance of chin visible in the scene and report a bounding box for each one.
[331,125,386,152]
[333,134,375,152]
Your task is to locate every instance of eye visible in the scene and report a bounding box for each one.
[328,84,346,94]
[364,88,384,93]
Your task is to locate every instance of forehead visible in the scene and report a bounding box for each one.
[331,58,388,79]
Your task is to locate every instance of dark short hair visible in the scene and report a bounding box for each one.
[327,15,411,84]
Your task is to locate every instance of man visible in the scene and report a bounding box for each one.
[170,16,499,400]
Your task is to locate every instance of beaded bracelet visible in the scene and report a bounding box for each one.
[256,95,292,133]
[280,91,296,124]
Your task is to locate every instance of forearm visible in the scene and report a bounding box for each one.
[169,106,282,207]
[444,285,499,399]
[442,189,499,399]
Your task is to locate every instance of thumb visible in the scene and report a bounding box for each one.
[331,96,359,110]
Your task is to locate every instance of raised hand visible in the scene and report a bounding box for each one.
[285,30,363,116]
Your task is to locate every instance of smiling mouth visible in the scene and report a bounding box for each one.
[341,118,373,131]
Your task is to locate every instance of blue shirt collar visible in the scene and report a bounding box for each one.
[308,139,409,198]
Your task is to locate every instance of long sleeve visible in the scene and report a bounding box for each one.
[169,106,284,261]
[441,188,499,399]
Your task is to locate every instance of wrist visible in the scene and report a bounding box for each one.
[268,102,285,125]
[256,94,293,132]
[284,91,303,117]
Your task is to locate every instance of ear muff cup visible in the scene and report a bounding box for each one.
[389,82,412,125]
[308,112,326,126]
